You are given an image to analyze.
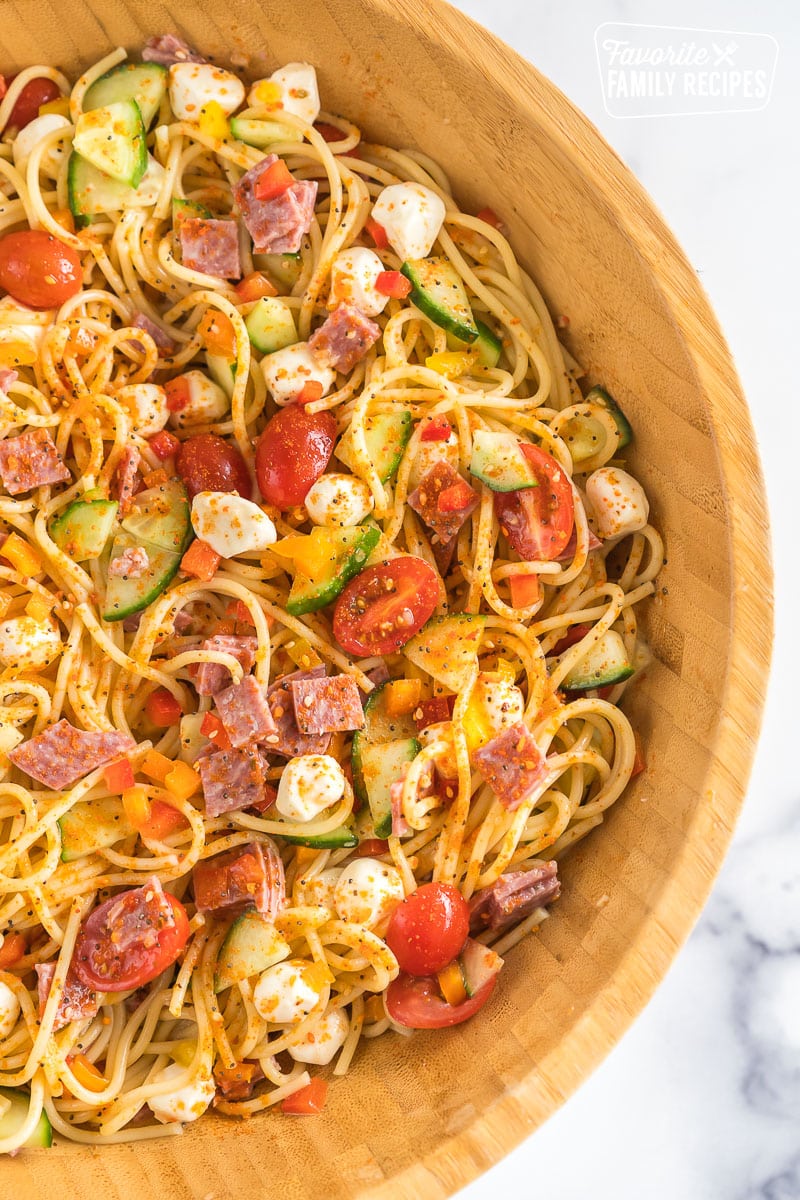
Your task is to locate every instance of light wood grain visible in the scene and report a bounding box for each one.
[0,0,772,1196]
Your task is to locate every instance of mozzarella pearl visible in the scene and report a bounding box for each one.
[0,298,53,353]
[276,754,346,823]
[299,867,342,911]
[304,473,373,528]
[472,673,525,735]
[333,858,404,930]
[586,467,650,540]
[329,248,388,318]
[371,182,446,262]
[0,617,62,670]
[191,491,276,558]
[0,979,20,1039]
[252,959,322,1024]
[115,383,169,438]
[408,429,459,489]
[261,341,336,406]
[147,1062,215,1124]
[12,114,70,175]
[168,63,245,121]
[267,62,320,125]
[168,371,229,429]
[287,1006,349,1065]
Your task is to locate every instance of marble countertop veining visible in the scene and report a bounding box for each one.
[444,2,800,1198]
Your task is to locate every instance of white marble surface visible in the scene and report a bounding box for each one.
[444,2,800,1197]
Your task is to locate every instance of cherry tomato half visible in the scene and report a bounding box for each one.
[494,443,574,561]
[332,556,439,656]
[385,971,497,1029]
[72,888,190,992]
[255,404,336,509]
[2,77,61,133]
[386,882,470,976]
[0,230,82,309]
[176,433,251,499]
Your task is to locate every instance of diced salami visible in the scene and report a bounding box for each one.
[179,217,242,280]
[555,526,602,562]
[132,312,176,357]
[214,674,276,748]
[108,546,150,578]
[0,368,18,393]
[198,745,267,816]
[408,461,479,546]
[142,33,207,65]
[173,608,194,635]
[113,444,141,517]
[192,839,285,917]
[365,660,390,688]
[233,156,318,254]
[0,428,71,495]
[265,667,330,758]
[389,777,411,838]
[431,536,457,577]
[473,722,546,811]
[195,634,257,696]
[215,1060,264,1100]
[308,303,381,374]
[10,720,135,790]
[35,961,99,1032]
[469,862,560,932]
[291,673,365,735]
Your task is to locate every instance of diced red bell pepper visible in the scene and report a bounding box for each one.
[414,695,455,730]
[235,272,277,303]
[437,479,474,512]
[225,599,255,625]
[165,376,191,413]
[296,380,324,405]
[0,931,26,969]
[357,838,389,857]
[248,784,278,814]
[314,121,344,143]
[420,415,453,442]
[149,430,181,461]
[365,217,389,249]
[508,573,541,608]
[552,623,592,655]
[200,710,232,752]
[281,1077,328,1115]
[181,539,222,582]
[103,757,136,793]
[139,799,189,841]
[375,270,411,299]
[476,206,504,230]
[146,688,183,728]
[254,159,295,202]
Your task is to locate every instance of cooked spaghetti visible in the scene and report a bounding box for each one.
[0,35,663,1150]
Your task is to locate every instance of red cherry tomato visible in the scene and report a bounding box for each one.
[0,230,82,310]
[332,556,439,656]
[255,404,336,509]
[176,433,251,499]
[386,882,470,976]
[280,1077,328,1115]
[3,77,61,132]
[385,971,497,1029]
[494,443,574,561]
[72,888,190,992]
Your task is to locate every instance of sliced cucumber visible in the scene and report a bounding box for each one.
[469,430,538,492]
[245,296,297,354]
[0,1087,52,1148]
[585,386,633,449]
[277,826,358,849]
[68,153,165,226]
[359,681,418,746]
[58,797,130,862]
[206,352,237,399]
[50,498,118,561]
[559,408,609,465]
[120,479,190,554]
[400,257,478,343]
[230,115,298,147]
[356,737,419,839]
[254,251,303,293]
[83,61,167,129]
[103,530,183,623]
[404,614,486,692]
[214,912,291,993]
[459,937,503,997]
[284,524,381,616]
[335,410,412,484]
[561,629,634,691]
[73,99,148,187]
[173,197,213,229]
[447,319,502,368]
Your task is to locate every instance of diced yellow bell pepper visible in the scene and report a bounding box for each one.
[363,994,385,1024]
[460,692,494,753]
[425,351,478,380]
[198,100,229,141]
[164,759,201,801]
[0,340,37,367]
[286,637,323,671]
[293,846,319,872]
[437,960,467,1006]
[69,1053,108,1092]
[3,534,42,577]
[140,749,172,785]
[251,80,283,108]
[122,785,151,829]
[271,529,340,579]
[24,594,52,623]
[39,96,71,118]
[170,1039,197,1067]
[384,678,422,717]
[495,659,517,685]
[302,960,335,991]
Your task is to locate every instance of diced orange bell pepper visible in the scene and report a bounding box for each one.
[68,1053,108,1092]
[25,594,52,623]
[296,380,324,405]
[198,309,236,359]
[181,539,222,582]
[281,1077,328,1115]
[437,960,468,1006]
[384,678,422,716]
[508,573,540,608]
[235,272,278,303]
[301,961,335,991]
[0,931,26,969]
[140,750,172,785]
[122,784,152,828]
[103,757,135,793]
[164,760,201,802]
[363,994,385,1024]
[3,533,42,576]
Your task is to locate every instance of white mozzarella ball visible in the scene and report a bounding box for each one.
[0,978,20,1039]
[190,491,276,558]
[287,1006,349,1065]
[115,383,169,438]
[168,63,245,121]
[0,617,62,670]
[408,429,459,489]
[276,754,346,823]
[371,182,446,262]
[329,247,388,318]
[167,370,229,429]
[0,298,54,353]
[304,473,373,528]
[299,867,342,911]
[586,467,650,540]
[147,1062,215,1124]
[252,958,322,1024]
[471,673,525,736]
[333,858,404,930]
[261,341,336,406]
[12,114,70,175]
[267,62,320,125]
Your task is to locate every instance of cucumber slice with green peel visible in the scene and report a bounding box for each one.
[460,937,503,997]
[276,826,358,850]
[83,61,167,129]
[285,524,381,616]
[214,911,291,993]
[73,99,148,187]
[103,530,183,623]
[50,498,118,561]
[205,352,237,399]
[447,319,502,368]
[561,629,634,691]
[403,614,486,691]
[229,115,298,148]
[355,737,420,839]
[335,410,412,484]
[559,409,610,465]
[120,480,190,554]
[172,197,214,228]
[400,257,479,343]
[254,251,303,292]
[245,296,298,354]
[68,153,165,226]
[0,1088,53,1148]
[351,681,419,813]
[585,386,633,449]
[58,797,131,862]
[469,430,538,492]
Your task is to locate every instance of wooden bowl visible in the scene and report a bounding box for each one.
[3,1,772,1196]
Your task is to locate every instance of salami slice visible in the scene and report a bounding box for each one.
[179,217,242,280]
[0,368,18,393]
[233,157,318,254]
[214,674,277,748]
[408,461,479,546]
[131,311,176,357]
[308,303,381,374]
[142,33,207,65]
[198,745,268,816]
[265,667,331,758]
[113,444,141,517]
[35,961,99,1032]
[0,428,71,495]
[195,635,258,696]
[192,839,285,918]
[469,862,560,932]
[10,720,135,790]
[473,722,546,811]
[291,673,365,735]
